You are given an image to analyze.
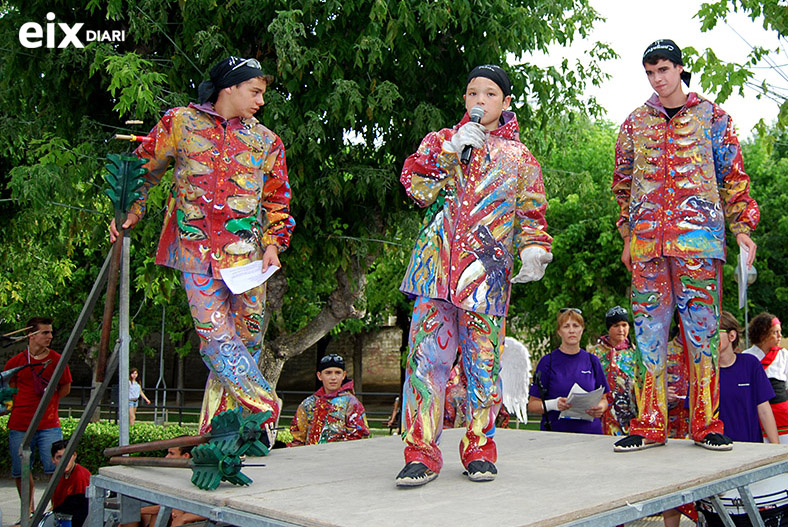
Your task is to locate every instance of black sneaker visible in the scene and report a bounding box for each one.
[395,462,438,487]
[464,460,497,482]
[613,434,666,452]
[695,432,733,451]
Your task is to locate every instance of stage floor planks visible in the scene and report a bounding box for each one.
[95,428,788,527]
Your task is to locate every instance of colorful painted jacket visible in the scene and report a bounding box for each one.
[400,111,552,317]
[588,336,637,436]
[612,93,759,263]
[288,379,370,446]
[130,103,294,279]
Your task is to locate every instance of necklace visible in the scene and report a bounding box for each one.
[27,347,48,360]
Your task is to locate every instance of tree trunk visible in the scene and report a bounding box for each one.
[176,354,184,409]
[353,333,364,401]
[260,255,373,387]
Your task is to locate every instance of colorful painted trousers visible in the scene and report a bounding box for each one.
[402,296,503,473]
[181,273,279,434]
[628,257,723,443]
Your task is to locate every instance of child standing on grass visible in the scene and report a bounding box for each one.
[129,367,150,426]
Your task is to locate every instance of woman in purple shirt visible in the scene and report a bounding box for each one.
[698,312,783,527]
[718,311,777,443]
[528,309,610,434]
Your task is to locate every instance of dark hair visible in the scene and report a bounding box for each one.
[318,353,345,372]
[719,311,742,350]
[176,444,194,456]
[130,367,139,381]
[26,317,52,334]
[51,439,68,458]
[605,305,628,329]
[750,312,778,347]
[643,53,676,66]
[171,436,194,457]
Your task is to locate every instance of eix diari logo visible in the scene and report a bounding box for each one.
[19,12,126,49]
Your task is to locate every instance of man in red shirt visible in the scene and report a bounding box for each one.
[4,317,72,515]
[50,439,90,527]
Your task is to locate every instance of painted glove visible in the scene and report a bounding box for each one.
[443,121,486,154]
[511,246,552,283]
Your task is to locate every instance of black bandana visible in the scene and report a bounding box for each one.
[605,305,629,329]
[318,354,345,372]
[197,56,273,104]
[466,64,512,96]
[642,39,691,86]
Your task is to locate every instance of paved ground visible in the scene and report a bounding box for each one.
[0,478,44,527]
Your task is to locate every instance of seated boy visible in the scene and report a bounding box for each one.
[289,354,370,446]
[50,439,91,527]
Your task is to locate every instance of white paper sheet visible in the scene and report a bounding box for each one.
[219,261,280,295]
[738,244,749,310]
[559,383,605,422]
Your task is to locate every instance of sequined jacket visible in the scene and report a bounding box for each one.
[288,380,370,446]
[612,93,759,263]
[130,103,294,279]
[400,111,552,317]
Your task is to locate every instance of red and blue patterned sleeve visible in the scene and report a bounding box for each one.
[288,401,310,447]
[260,134,295,252]
[344,396,370,441]
[612,117,635,239]
[591,353,611,394]
[129,110,178,219]
[401,129,461,208]
[711,108,760,235]
[514,150,552,252]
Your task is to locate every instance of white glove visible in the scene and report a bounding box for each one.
[512,246,552,283]
[443,121,486,154]
[544,398,560,412]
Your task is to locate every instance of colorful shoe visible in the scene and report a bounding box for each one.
[695,433,733,451]
[613,434,666,452]
[465,460,497,482]
[395,462,438,487]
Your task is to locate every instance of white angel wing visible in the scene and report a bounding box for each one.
[500,336,532,423]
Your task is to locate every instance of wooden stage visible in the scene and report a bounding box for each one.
[88,428,788,527]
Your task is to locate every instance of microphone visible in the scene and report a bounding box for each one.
[461,105,485,165]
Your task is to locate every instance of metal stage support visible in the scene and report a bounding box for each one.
[19,229,132,527]
[86,429,788,527]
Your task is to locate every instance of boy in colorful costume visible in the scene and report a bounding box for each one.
[611,39,759,452]
[288,354,370,446]
[396,65,552,486]
[588,305,637,436]
[109,57,294,433]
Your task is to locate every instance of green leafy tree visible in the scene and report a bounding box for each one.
[0,0,611,385]
[725,127,788,326]
[685,0,788,130]
[507,116,626,357]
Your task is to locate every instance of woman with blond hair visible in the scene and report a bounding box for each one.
[528,309,610,434]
